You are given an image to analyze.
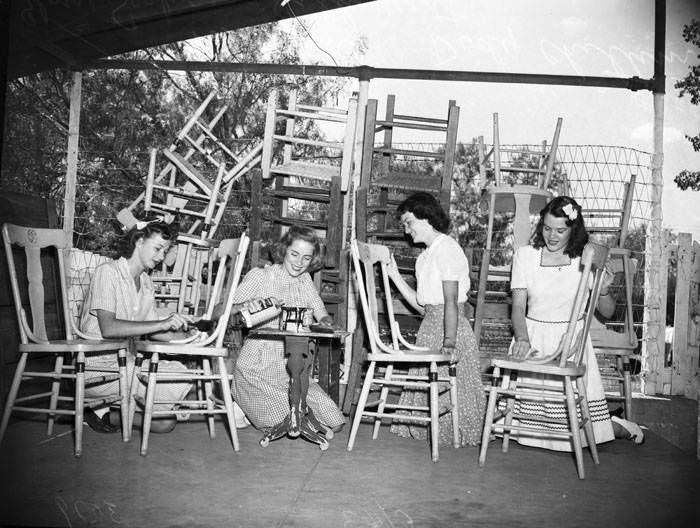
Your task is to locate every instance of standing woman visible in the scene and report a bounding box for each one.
[80,219,194,433]
[230,225,345,433]
[508,196,616,450]
[387,192,485,446]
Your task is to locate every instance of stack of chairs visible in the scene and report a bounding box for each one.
[344,95,460,415]
[471,113,563,354]
[118,90,262,316]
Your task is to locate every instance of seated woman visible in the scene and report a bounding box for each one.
[80,218,195,433]
[386,192,486,447]
[228,225,345,433]
[508,196,643,449]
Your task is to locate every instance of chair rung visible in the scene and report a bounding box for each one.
[490,389,567,403]
[12,406,75,415]
[509,412,571,426]
[361,411,431,424]
[491,423,573,438]
[369,379,431,389]
[380,403,430,412]
[85,374,121,385]
[22,371,77,380]
[15,392,55,403]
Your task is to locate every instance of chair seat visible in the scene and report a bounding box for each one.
[491,357,586,377]
[367,352,453,363]
[20,339,129,353]
[135,341,228,357]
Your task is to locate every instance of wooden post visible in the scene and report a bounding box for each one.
[642,104,666,395]
[63,71,82,241]
[62,71,83,304]
[672,233,696,398]
[643,1,666,395]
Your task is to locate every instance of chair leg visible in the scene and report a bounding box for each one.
[372,364,393,440]
[479,367,500,467]
[449,364,460,448]
[347,361,376,452]
[127,354,144,439]
[47,354,65,436]
[501,371,515,453]
[576,377,599,465]
[622,358,633,419]
[564,377,585,479]
[140,353,159,456]
[74,353,85,458]
[216,356,240,452]
[0,353,28,445]
[429,362,440,462]
[202,358,216,438]
[118,350,129,443]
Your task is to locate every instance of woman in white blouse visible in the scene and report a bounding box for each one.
[387,192,485,447]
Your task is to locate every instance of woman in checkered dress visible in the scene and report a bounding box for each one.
[231,226,345,432]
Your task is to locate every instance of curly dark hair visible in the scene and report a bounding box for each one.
[269,225,324,273]
[532,196,588,257]
[120,219,175,258]
[396,191,450,233]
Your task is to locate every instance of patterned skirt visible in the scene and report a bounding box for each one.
[496,317,615,451]
[232,336,345,432]
[390,304,486,446]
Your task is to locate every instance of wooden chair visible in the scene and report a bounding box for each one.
[471,114,562,343]
[133,232,249,455]
[479,243,608,479]
[591,256,638,418]
[0,223,131,456]
[347,240,459,462]
[584,175,638,418]
[356,95,459,243]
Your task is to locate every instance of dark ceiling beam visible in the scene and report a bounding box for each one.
[86,59,655,92]
[8,0,375,79]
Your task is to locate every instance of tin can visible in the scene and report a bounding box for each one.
[241,297,280,327]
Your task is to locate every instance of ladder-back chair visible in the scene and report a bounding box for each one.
[0,223,131,456]
[347,240,459,462]
[479,243,609,479]
[133,232,249,455]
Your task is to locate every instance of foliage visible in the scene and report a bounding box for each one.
[673,18,700,191]
[0,24,350,255]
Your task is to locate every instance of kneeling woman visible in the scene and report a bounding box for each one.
[230,226,345,433]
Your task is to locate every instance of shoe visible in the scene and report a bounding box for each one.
[611,416,645,444]
[233,401,250,429]
[84,408,119,434]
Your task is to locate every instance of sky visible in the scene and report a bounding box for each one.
[279,0,700,239]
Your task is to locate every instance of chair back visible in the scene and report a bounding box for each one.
[199,232,249,347]
[554,243,609,368]
[2,223,73,344]
[350,240,405,354]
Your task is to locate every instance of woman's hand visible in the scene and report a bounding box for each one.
[511,338,531,359]
[160,312,194,332]
[387,254,401,280]
[441,344,457,363]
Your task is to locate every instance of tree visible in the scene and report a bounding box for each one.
[673,19,700,191]
[0,24,351,254]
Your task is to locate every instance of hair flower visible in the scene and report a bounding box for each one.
[562,203,578,221]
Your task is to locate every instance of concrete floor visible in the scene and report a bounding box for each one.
[1,414,699,528]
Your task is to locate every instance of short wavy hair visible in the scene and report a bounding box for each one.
[270,225,324,273]
[532,196,588,257]
[120,219,175,258]
[396,191,450,233]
